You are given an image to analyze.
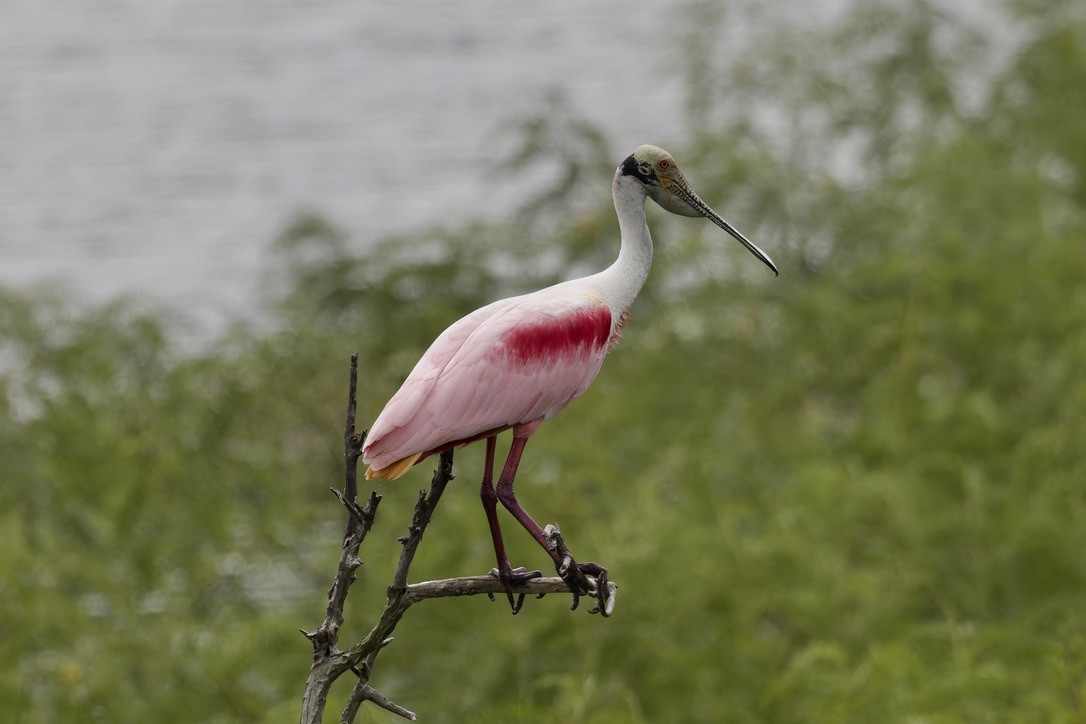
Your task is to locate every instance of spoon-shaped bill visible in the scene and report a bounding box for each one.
[671,177,779,276]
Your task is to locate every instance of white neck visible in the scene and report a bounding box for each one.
[592,171,654,314]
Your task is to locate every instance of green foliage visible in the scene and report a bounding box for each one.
[4,1,1086,721]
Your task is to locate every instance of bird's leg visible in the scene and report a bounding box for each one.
[495,435,564,566]
[497,433,608,604]
[481,436,539,613]
[480,436,509,570]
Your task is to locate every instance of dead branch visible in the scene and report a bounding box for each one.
[405,574,617,609]
[299,356,617,723]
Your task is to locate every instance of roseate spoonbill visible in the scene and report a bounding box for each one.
[363,145,776,609]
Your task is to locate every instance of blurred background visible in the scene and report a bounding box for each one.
[2,0,1085,721]
[0,0,691,335]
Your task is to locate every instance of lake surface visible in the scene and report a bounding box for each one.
[0,1,689,332]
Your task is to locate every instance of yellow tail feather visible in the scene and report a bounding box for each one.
[364,453,422,481]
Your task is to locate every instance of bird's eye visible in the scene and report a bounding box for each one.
[657,158,671,171]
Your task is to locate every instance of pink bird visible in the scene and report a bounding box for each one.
[363,145,777,609]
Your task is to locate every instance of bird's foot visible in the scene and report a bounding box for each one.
[544,524,617,617]
[487,565,543,614]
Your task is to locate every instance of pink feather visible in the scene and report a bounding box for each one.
[362,292,614,473]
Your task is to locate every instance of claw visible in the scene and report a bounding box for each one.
[543,523,615,613]
[487,566,543,614]
[577,563,616,617]
[509,591,527,614]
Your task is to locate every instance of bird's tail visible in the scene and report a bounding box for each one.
[364,453,421,481]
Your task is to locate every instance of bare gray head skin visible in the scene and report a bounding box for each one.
[620,145,778,276]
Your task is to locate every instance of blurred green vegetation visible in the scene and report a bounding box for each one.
[4,1,1086,721]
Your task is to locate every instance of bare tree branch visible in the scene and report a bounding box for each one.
[300,354,378,723]
[341,679,417,723]
[405,574,617,607]
[299,357,617,723]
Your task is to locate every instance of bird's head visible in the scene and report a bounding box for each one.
[620,145,778,276]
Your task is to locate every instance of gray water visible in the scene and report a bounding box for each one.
[0,1,689,332]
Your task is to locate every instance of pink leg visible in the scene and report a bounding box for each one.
[493,423,610,612]
[482,435,541,613]
[495,433,563,566]
[480,436,513,576]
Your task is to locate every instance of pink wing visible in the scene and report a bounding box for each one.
[363,291,613,472]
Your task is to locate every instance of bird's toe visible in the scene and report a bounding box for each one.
[487,565,543,614]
